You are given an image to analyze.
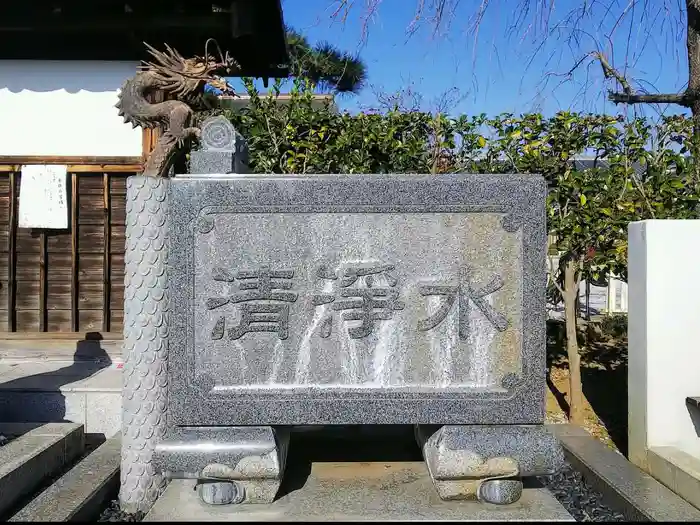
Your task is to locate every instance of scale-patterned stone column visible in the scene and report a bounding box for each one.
[119,176,170,513]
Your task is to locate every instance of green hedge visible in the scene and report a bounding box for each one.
[198,78,700,283]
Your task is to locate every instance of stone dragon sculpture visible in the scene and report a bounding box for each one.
[118,41,238,514]
[116,41,238,178]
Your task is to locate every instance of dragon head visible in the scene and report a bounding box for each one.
[142,41,240,98]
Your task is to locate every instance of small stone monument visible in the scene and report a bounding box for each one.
[188,116,249,175]
[120,170,564,516]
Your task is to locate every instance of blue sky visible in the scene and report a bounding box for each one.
[237,0,690,118]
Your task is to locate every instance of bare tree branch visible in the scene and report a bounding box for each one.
[592,50,692,106]
[361,79,468,114]
[327,0,689,115]
[595,51,633,96]
[608,92,689,104]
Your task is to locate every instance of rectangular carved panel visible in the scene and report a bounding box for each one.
[158,174,546,425]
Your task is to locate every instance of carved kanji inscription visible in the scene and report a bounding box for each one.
[205,265,298,340]
[417,266,509,339]
[311,264,405,339]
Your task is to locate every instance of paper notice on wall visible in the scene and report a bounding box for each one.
[18,165,69,229]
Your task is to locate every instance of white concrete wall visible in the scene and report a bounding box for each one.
[546,254,626,318]
[606,277,628,314]
[628,220,700,469]
[0,61,141,157]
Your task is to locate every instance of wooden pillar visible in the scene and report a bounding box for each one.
[102,173,111,332]
[7,171,17,332]
[70,173,79,332]
[39,231,48,331]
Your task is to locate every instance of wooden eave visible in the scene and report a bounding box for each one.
[0,1,289,78]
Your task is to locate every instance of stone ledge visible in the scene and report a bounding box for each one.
[0,422,84,517]
[647,445,700,513]
[549,424,700,521]
[9,434,121,522]
[145,461,573,522]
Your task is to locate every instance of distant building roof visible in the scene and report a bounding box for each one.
[571,156,647,178]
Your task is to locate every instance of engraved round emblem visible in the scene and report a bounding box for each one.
[195,216,215,234]
[200,116,236,151]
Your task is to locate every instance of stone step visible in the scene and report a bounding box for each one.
[0,423,85,518]
[9,434,121,522]
[0,361,121,437]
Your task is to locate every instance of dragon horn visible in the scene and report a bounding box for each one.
[143,42,170,67]
[144,42,179,73]
[205,38,225,65]
[143,42,161,60]
[164,43,185,63]
[163,45,188,73]
[204,38,215,62]
[158,43,176,62]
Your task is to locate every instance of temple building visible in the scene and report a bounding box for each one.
[0,1,288,334]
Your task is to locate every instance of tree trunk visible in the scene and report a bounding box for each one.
[563,259,585,425]
[688,0,700,163]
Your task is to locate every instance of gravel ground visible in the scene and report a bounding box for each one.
[98,460,626,522]
[98,501,144,522]
[538,461,626,522]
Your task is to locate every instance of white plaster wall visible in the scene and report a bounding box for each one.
[628,220,700,469]
[0,61,141,157]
